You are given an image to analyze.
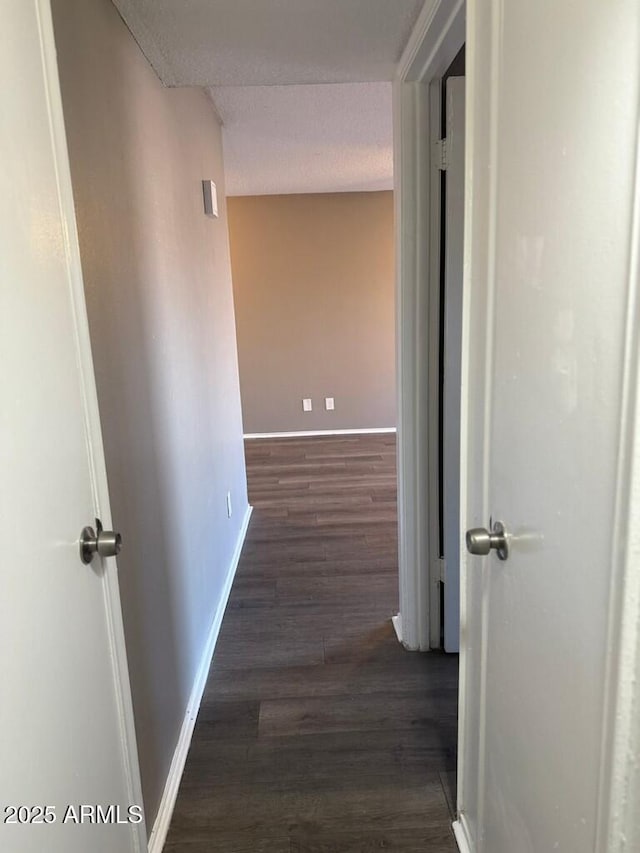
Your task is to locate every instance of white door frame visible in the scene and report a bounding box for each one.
[394,0,465,650]
[37,1,146,846]
[592,145,640,851]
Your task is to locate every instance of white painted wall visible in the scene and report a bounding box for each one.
[51,0,249,831]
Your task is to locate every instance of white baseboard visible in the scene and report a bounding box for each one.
[392,613,403,643]
[244,427,397,439]
[452,815,474,853]
[147,504,253,853]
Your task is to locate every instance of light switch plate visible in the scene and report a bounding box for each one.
[302,398,312,412]
[325,397,335,411]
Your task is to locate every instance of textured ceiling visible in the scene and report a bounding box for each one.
[112,0,424,86]
[112,0,415,194]
[212,83,393,196]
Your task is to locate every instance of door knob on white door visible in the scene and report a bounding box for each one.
[466,521,509,561]
[79,518,122,564]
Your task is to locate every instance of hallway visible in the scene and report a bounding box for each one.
[165,434,458,852]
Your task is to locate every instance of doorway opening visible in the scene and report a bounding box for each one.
[395,0,466,653]
[438,45,466,651]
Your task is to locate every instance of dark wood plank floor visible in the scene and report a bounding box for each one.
[165,434,458,852]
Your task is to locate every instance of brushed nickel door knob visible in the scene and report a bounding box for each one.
[79,518,122,565]
[466,521,508,561]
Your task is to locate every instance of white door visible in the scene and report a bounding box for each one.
[442,76,465,654]
[0,2,146,851]
[456,1,640,851]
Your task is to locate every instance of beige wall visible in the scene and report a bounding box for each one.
[52,0,248,831]
[228,192,396,433]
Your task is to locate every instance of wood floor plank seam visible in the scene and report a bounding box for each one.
[165,435,458,853]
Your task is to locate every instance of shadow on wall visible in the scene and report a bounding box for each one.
[51,0,248,829]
